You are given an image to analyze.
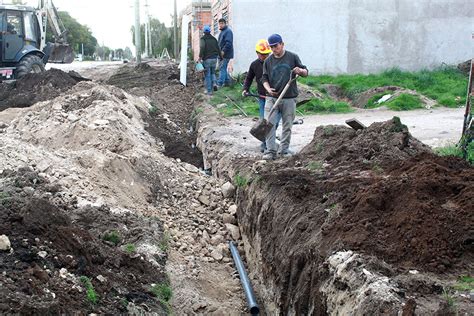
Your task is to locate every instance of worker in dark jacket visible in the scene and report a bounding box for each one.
[217,18,233,87]
[242,39,281,152]
[199,25,220,95]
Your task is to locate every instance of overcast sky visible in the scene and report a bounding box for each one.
[23,0,190,49]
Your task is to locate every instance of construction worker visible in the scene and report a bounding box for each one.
[199,25,220,95]
[242,39,281,152]
[217,18,234,87]
[262,34,308,160]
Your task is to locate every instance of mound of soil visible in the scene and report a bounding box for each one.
[0,69,82,111]
[236,118,474,313]
[0,168,169,314]
[107,63,204,168]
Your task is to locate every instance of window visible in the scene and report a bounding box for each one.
[213,17,218,34]
[6,11,23,35]
[23,12,36,41]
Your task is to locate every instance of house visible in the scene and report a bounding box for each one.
[182,0,213,61]
[197,0,473,74]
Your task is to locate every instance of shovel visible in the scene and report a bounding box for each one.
[250,75,298,141]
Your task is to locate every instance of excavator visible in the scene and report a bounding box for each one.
[0,0,74,80]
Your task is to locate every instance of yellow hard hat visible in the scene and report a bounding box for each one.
[255,39,271,54]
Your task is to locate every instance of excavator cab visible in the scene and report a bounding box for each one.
[0,3,73,80]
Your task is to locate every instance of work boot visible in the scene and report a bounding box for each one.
[278,149,294,158]
[262,152,276,160]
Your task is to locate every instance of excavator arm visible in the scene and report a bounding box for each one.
[37,0,74,63]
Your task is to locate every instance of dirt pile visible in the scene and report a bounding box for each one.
[106,62,203,167]
[0,63,246,314]
[0,68,83,111]
[235,118,473,314]
[0,168,168,314]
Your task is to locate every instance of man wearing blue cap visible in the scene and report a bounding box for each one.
[199,25,220,95]
[262,33,308,160]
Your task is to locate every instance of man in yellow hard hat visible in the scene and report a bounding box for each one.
[242,39,281,152]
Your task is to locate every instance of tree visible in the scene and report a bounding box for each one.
[123,47,133,60]
[131,17,174,58]
[11,0,26,4]
[46,11,97,57]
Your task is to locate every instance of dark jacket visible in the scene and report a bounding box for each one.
[218,26,234,59]
[199,33,220,60]
[243,58,266,96]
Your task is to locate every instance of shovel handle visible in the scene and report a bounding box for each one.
[267,75,299,120]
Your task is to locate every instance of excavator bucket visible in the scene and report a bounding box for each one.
[45,43,75,64]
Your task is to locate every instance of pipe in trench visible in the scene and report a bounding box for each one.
[229,241,259,315]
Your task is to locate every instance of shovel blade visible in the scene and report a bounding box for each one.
[250,119,274,142]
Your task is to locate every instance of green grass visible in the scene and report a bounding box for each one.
[365,92,389,109]
[442,287,456,310]
[210,83,352,116]
[210,86,260,117]
[385,94,423,111]
[434,145,464,159]
[80,276,98,304]
[151,282,173,312]
[124,243,136,254]
[435,143,474,165]
[308,161,323,170]
[298,98,352,114]
[233,173,249,188]
[366,93,423,110]
[300,66,468,108]
[452,275,474,292]
[159,231,171,252]
[149,103,158,115]
[102,230,121,246]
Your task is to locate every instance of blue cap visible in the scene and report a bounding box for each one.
[203,25,211,33]
[268,34,283,46]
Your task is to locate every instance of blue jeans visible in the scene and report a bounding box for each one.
[217,58,231,87]
[203,58,217,93]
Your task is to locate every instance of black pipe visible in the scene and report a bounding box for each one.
[228,241,259,315]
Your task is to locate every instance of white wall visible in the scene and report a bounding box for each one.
[231,0,474,74]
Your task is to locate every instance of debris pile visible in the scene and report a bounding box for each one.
[0,63,246,314]
[0,168,168,314]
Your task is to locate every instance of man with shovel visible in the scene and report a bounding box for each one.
[242,39,281,152]
[261,34,308,160]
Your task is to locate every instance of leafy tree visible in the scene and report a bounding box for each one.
[131,17,174,58]
[123,47,133,60]
[46,11,97,56]
[11,0,26,4]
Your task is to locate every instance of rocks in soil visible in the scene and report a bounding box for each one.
[0,235,11,251]
[221,181,236,198]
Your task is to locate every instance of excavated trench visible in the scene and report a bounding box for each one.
[1,63,472,314]
[196,104,474,314]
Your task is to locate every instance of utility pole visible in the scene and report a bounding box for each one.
[134,0,141,63]
[144,0,149,58]
[148,13,153,56]
[173,0,178,59]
